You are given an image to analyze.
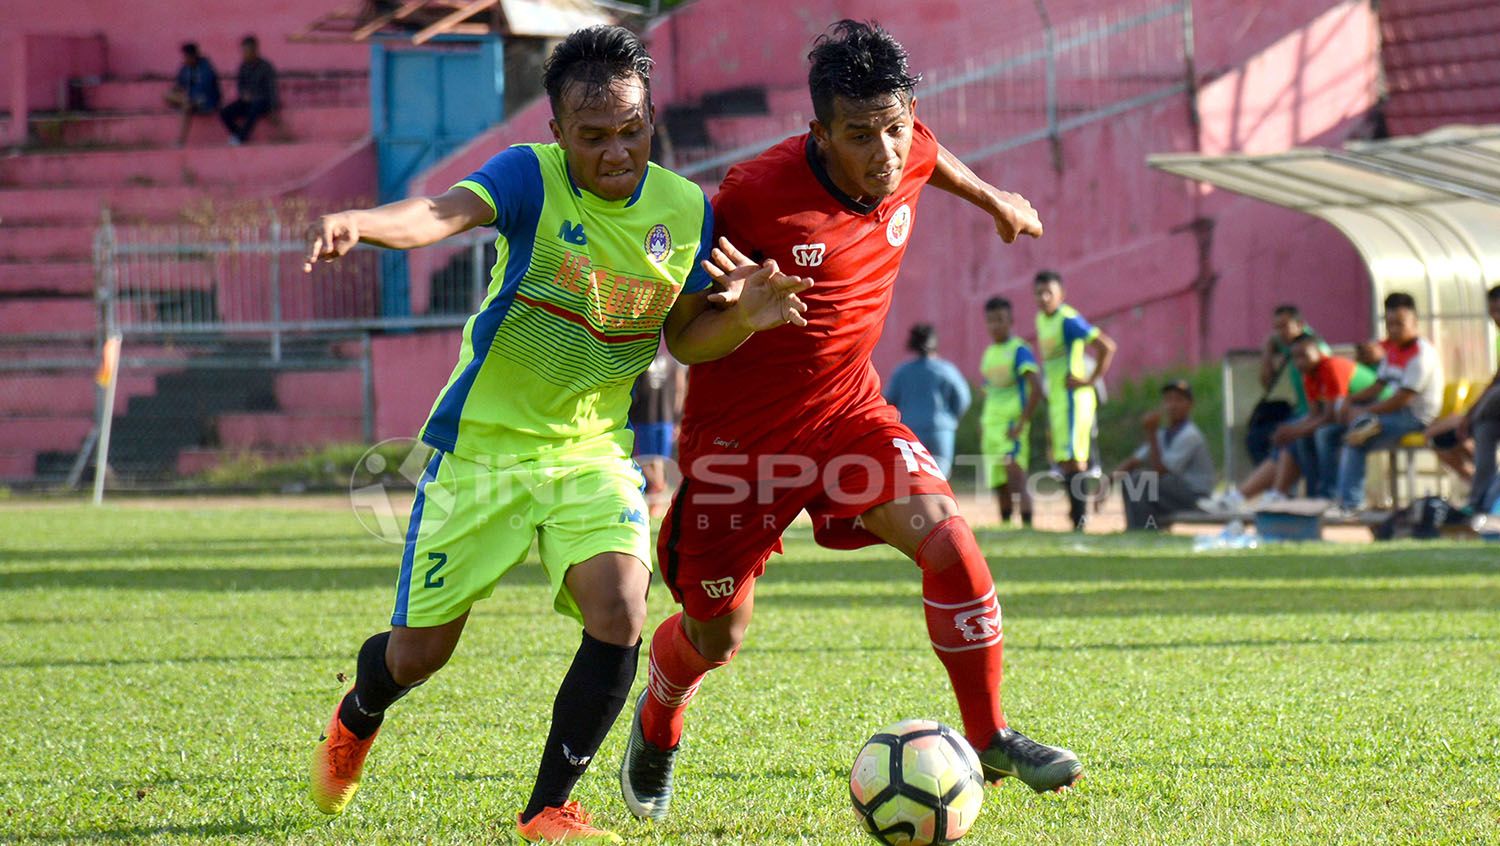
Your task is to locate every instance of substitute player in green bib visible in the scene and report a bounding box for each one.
[980,296,1041,527]
[1033,270,1115,530]
[302,27,810,844]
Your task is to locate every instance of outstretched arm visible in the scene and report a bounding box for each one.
[928,143,1043,243]
[663,237,813,365]
[304,187,493,271]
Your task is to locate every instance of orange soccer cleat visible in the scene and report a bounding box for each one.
[516,801,624,844]
[309,693,379,815]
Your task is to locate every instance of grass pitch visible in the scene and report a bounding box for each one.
[0,500,1496,845]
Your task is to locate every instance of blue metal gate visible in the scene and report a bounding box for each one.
[371,38,503,316]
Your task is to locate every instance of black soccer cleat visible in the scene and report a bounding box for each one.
[979,727,1083,793]
[619,690,679,820]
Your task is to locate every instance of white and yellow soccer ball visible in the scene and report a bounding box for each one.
[849,719,985,846]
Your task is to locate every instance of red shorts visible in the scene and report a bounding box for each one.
[659,407,953,619]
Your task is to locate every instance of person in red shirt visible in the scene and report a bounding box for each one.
[619,21,1083,821]
[1269,334,1363,499]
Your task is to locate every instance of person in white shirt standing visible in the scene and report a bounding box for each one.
[1333,292,1445,513]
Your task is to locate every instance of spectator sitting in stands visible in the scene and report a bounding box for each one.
[1246,304,1325,466]
[885,323,971,476]
[1115,380,1216,531]
[1331,292,1445,515]
[164,42,220,147]
[220,35,280,145]
[1199,335,1377,513]
[1457,285,1500,514]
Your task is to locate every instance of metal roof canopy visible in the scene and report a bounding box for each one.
[1150,124,1500,381]
[296,0,613,44]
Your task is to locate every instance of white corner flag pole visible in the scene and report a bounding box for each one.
[92,333,123,506]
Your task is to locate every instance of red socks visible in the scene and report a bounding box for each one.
[917,516,1007,747]
[641,613,731,749]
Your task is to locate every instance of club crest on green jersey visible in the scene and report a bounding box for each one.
[645,224,671,261]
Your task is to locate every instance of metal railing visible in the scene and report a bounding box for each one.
[671,0,1194,181]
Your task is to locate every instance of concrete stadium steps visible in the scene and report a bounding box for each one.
[0,224,95,262]
[79,74,370,113]
[0,261,95,296]
[0,183,241,223]
[1380,0,1500,135]
[274,370,364,414]
[29,105,369,149]
[214,411,362,449]
[3,415,93,452]
[0,141,352,189]
[0,296,95,333]
[0,373,157,416]
[173,446,302,478]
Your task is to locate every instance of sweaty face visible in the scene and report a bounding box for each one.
[550,76,653,202]
[812,94,915,202]
[1384,306,1418,345]
[1034,282,1063,316]
[985,308,1012,343]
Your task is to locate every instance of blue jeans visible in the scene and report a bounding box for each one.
[1310,422,1348,500]
[1335,409,1426,509]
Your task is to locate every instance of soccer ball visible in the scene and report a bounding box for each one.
[849,719,985,846]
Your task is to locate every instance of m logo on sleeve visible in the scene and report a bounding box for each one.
[701,577,736,598]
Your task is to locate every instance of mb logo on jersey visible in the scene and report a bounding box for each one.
[792,242,826,267]
[645,223,672,260]
[886,203,912,247]
[559,220,587,245]
[701,577,735,598]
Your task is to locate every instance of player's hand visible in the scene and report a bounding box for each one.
[304,212,361,272]
[991,190,1042,243]
[1271,424,1296,446]
[1141,410,1162,431]
[702,237,807,306]
[1006,422,1021,440]
[731,259,813,331]
[1066,374,1091,391]
[1457,416,1472,442]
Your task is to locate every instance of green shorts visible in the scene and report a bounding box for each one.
[391,446,651,628]
[982,419,1029,487]
[1047,381,1096,464]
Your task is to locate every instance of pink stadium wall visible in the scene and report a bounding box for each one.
[402,0,1383,394]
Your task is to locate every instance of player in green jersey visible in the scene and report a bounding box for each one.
[980,297,1042,527]
[303,27,810,844]
[1033,270,1116,530]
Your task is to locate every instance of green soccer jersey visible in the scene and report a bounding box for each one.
[1035,303,1098,385]
[421,143,712,460]
[980,337,1039,427]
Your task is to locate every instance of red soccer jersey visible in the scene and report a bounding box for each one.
[679,119,940,474]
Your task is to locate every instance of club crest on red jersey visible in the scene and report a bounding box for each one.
[792,243,826,267]
[886,203,912,247]
[645,224,672,260]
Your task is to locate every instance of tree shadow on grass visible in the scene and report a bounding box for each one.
[22,821,278,843]
[759,581,1500,618]
[0,561,553,592]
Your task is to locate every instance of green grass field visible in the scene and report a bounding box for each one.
[1,501,1497,845]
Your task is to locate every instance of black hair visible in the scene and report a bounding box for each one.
[242,35,259,49]
[1383,292,1417,313]
[907,323,937,354]
[181,42,200,58]
[1273,303,1301,319]
[1289,332,1320,347]
[1488,285,1500,301]
[984,296,1012,313]
[1033,269,1062,287]
[807,20,920,125]
[542,25,653,117]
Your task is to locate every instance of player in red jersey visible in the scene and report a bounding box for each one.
[619,21,1083,819]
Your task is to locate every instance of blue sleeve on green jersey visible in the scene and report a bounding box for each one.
[682,194,714,295]
[1014,344,1038,377]
[463,146,544,237]
[1062,314,1095,344]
